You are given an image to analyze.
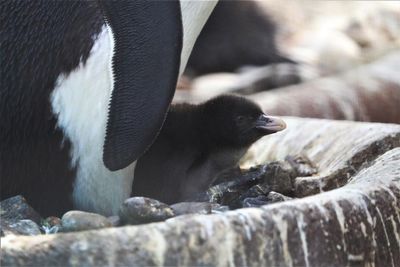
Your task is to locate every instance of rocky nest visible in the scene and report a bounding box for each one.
[1,117,400,267]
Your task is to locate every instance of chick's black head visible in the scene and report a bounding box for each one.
[200,94,286,147]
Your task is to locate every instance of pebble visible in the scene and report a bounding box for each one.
[61,211,112,232]
[261,161,294,194]
[119,197,175,225]
[266,191,293,203]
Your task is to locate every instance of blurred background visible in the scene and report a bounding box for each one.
[174,0,400,124]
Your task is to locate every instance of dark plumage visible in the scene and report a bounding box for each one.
[1,1,103,215]
[1,0,184,216]
[132,94,286,204]
[185,0,293,76]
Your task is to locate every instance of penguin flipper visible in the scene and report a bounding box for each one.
[99,0,183,171]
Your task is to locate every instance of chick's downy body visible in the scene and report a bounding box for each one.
[133,95,286,204]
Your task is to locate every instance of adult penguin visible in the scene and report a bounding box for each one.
[1,0,217,216]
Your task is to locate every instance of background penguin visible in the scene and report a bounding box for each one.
[133,95,286,204]
[1,0,217,216]
[185,0,293,77]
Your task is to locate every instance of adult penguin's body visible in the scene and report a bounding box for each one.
[1,0,217,216]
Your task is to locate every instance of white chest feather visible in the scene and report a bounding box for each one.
[179,0,218,74]
[51,26,134,216]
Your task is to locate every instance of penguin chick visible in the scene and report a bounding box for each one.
[132,94,286,204]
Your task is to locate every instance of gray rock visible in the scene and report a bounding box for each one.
[1,219,41,236]
[260,161,294,194]
[171,202,214,216]
[244,117,400,197]
[61,211,112,232]
[0,195,41,224]
[1,195,42,237]
[192,165,269,204]
[119,197,175,225]
[193,160,298,209]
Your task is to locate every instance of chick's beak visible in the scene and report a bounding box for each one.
[255,114,286,133]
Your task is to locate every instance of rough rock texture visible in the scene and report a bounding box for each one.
[1,195,42,237]
[242,117,400,197]
[1,118,399,267]
[0,196,41,224]
[191,159,307,209]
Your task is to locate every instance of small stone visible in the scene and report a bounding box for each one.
[243,184,272,198]
[265,191,293,203]
[171,202,213,216]
[119,197,175,225]
[260,161,294,194]
[2,219,41,236]
[107,216,121,227]
[193,165,267,204]
[61,211,112,232]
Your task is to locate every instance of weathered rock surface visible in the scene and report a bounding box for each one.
[190,155,313,210]
[60,211,111,233]
[1,118,399,266]
[243,117,400,197]
[265,191,293,203]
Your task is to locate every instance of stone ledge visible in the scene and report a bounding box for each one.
[2,118,399,267]
[243,117,400,196]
